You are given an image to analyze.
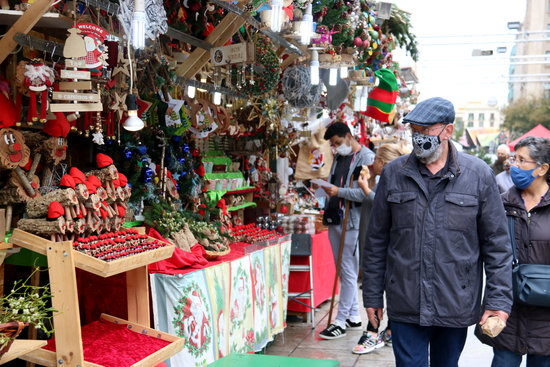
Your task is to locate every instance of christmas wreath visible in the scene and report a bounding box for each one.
[231,33,281,97]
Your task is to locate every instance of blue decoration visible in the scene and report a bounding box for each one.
[123,148,133,159]
[172,135,181,143]
[138,145,147,155]
[178,157,186,164]
[144,167,153,178]
[182,145,189,154]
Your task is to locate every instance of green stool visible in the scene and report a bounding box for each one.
[208,353,340,367]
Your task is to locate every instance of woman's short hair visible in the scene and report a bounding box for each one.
[376,143,411,164]
[514,136,550,180]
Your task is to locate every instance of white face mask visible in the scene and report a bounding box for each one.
[335,141,353,156]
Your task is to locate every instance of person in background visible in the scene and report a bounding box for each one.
[495,155,514,194]
[317,122,375,340]
[353,143,410,355]
[492,144,511,175]
[476,137,550,367]
[363,97,512,367]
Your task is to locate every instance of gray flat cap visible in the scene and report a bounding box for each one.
[403,97,455,126]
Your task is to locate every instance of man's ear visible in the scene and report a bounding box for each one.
[444,124,454,139]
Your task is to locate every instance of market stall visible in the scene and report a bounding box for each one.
[0,0,417,364]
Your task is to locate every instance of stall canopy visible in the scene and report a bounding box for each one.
[508,124,550,151]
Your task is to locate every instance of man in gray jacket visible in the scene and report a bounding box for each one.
[318,122,374,339]
[363,97,513,366]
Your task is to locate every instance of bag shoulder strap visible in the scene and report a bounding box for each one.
[507,215,519,266]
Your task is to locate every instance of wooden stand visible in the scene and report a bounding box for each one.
[9,228,184,367]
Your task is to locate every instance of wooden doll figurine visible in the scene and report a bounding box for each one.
[23,59,55,123]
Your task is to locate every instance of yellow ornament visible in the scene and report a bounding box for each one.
[154,177,160,184]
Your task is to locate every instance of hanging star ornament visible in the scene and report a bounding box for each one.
[112,51,130,77]
[110,92,127,120]
[92,131,105,145]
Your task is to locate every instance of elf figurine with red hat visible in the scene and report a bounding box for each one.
[69,167,90,216]
[86,153,119,197]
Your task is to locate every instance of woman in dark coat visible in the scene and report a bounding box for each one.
[476,136,550,366]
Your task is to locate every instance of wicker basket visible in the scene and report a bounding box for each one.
[204,246,231,260]
[0,321,28,359]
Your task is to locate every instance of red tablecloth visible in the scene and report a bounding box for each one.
[287,231,337,312]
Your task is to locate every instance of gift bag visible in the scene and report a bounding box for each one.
[294,127,334,180]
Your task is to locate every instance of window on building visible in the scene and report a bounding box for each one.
[467,121,474,128]
[545,83,550,99]
[490,113,495,127]
[548,24,550,38]
[479,120,484,128]
[479,113,484,122]
[468,113,474,122]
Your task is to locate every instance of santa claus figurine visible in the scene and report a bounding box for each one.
[23,59,55,123]
[41,112,70,165]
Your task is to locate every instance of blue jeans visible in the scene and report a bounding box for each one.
[391,321,467,367]
[492,348,550,367]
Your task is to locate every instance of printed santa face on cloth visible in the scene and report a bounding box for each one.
[42,112,70,165]
[0,92,30,169]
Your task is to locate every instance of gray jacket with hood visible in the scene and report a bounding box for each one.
[363,143,513,327]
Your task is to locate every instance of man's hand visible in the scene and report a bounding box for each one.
[480,310,509,326]
[366,307,383,329]
[325,185,339,197]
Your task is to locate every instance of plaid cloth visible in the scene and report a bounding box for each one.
[403,97,455,126]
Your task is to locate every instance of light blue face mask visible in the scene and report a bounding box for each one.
[510,165,539,190]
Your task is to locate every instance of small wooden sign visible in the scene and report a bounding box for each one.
[52,91,101,102]
[61,69,91,80]
[50,102,103,113]
[59,81,93,91]
[210,43,255,66]
[65,59,87,68]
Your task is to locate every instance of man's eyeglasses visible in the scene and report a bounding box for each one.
[409,124,446,135]
[509,157,538,166]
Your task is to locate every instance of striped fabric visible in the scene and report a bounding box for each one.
[365,68,398,123]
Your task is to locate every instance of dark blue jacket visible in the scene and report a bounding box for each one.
[362,143,513,327]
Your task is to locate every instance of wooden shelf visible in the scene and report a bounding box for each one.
[0,9,72,29]
[19,314,185,367]
[0,339,47,365]
[227,201,257,212]
[0,242,12,250]
[9,229,175,278]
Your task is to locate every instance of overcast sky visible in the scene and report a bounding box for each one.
[390,0,528,109]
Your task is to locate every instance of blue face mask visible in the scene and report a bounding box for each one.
[510,165,539,190]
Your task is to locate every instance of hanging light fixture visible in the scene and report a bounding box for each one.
[353,86,363,111]
[131,0,146,49]
[123,94,144,131]
[213,91,222,105]
[310,50,319,85]
[360,86,369,111]
[300,3,313,45]
[187,85,196,98]
[340,66,348,78]
[270,0,283,32]
[329,67,338,86]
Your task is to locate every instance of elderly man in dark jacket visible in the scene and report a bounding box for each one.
[363,97,513,367]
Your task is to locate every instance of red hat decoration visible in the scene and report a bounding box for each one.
[85,180,97,194]
[70,167,87,185]
[48,201,65,220]
[99,207,108,219]
[112,179,120,188]
[118,173,128,186]
[87,175,102,189]
[59,174,76,189]
[0,92,17,129]
[117,204,126,218]
[97,153,113,168]
[42,112,70,138]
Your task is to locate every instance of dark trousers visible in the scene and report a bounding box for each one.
[492,348,550,367]
[391,321,467,367]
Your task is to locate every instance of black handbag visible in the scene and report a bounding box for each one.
[322,207,342,226]
[508,216,550,308]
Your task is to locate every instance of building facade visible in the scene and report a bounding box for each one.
[509,0,550,102]
[458,101,504,130]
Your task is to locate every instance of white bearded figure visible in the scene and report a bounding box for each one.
[23,59,55,123]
